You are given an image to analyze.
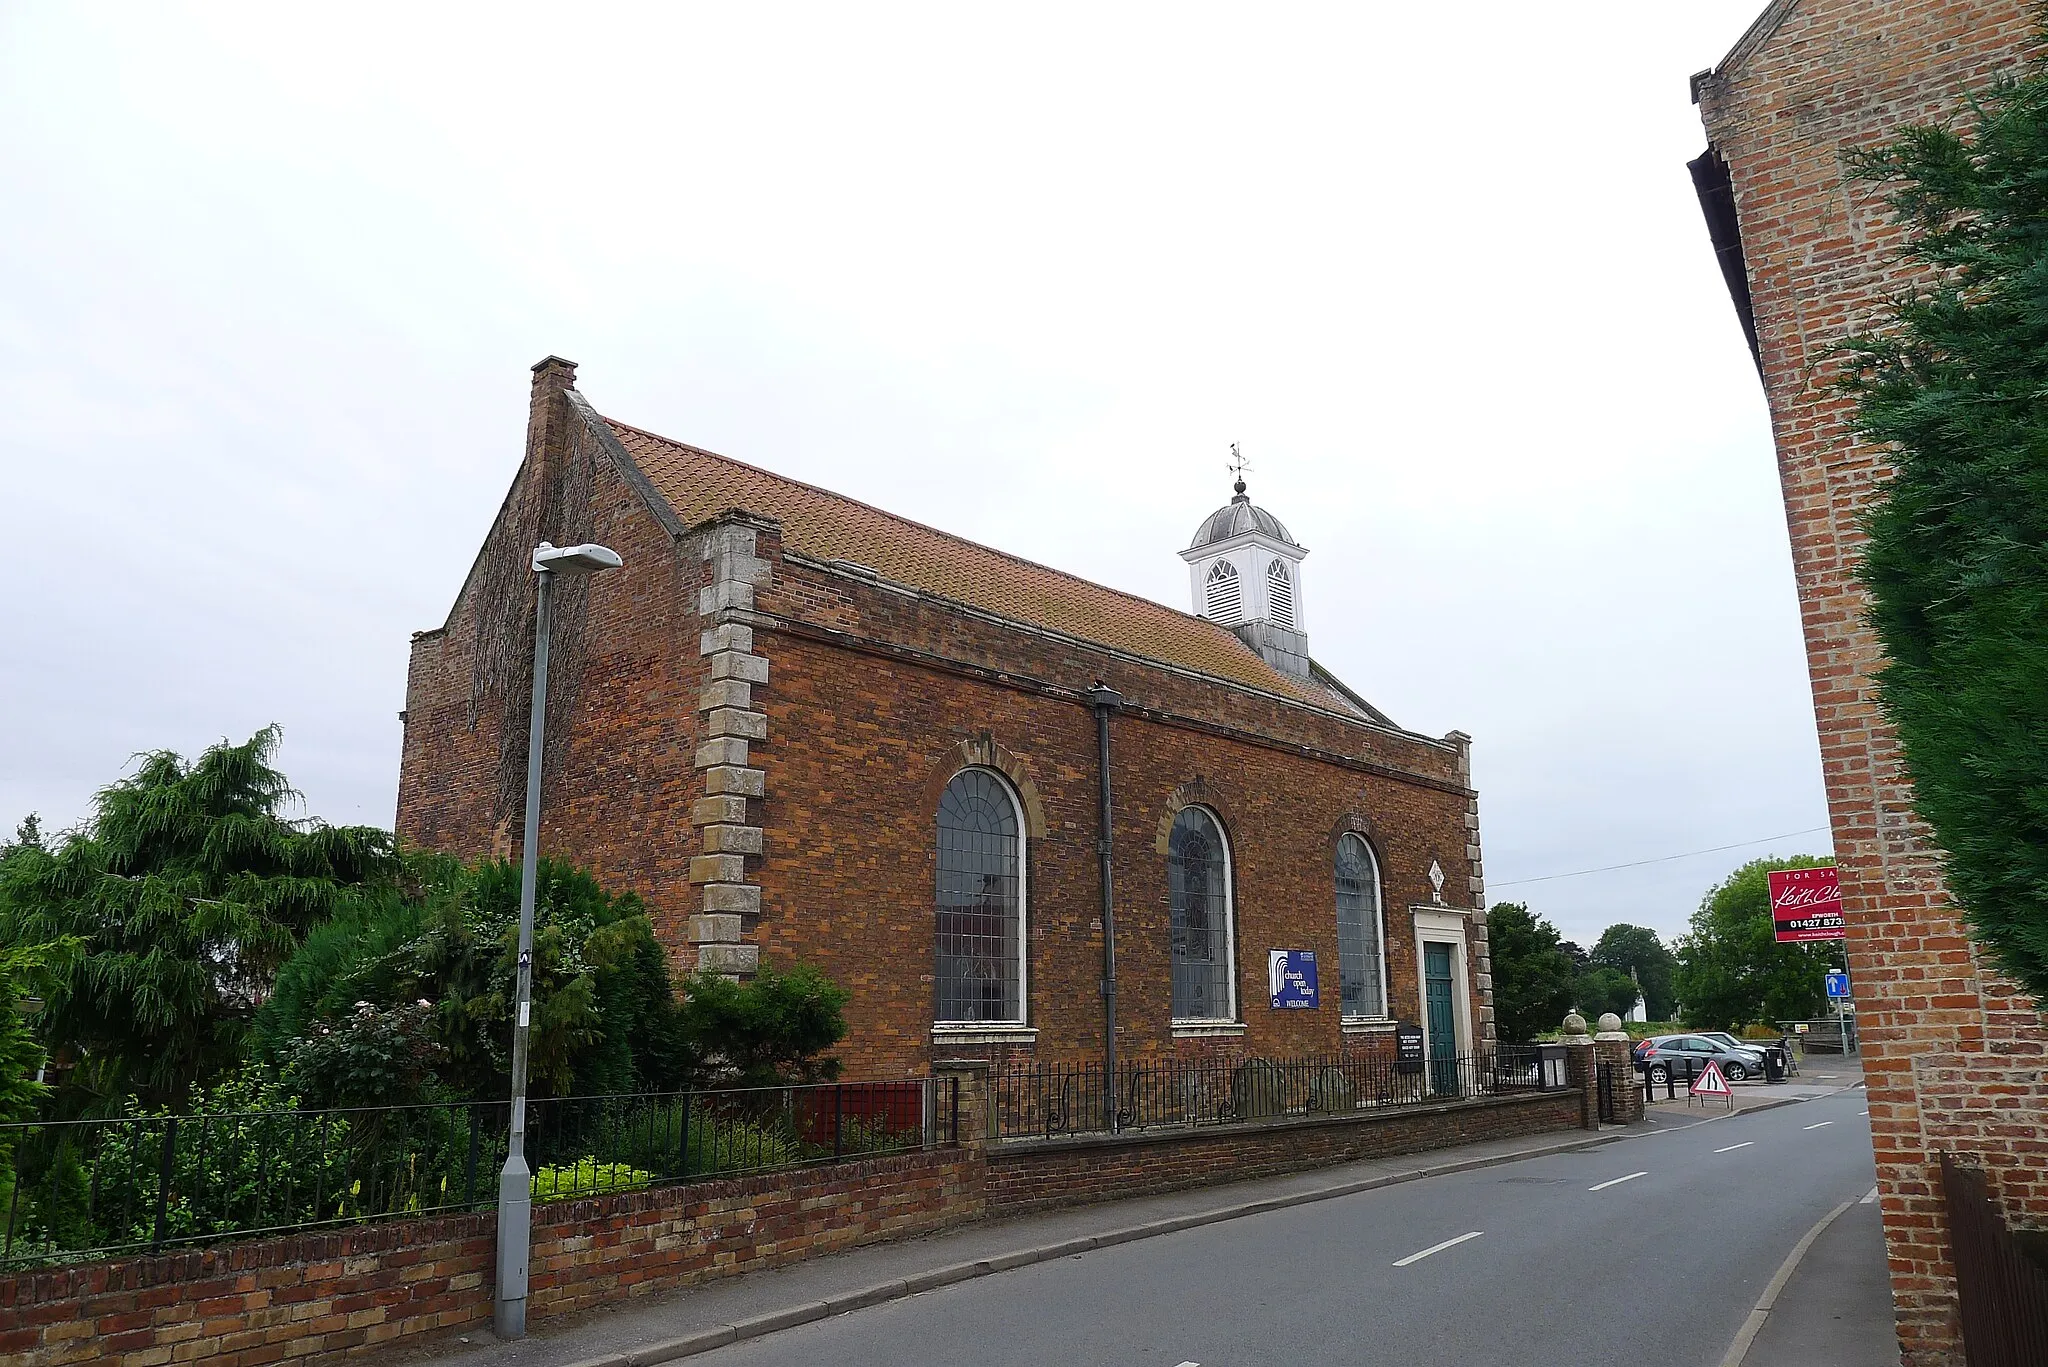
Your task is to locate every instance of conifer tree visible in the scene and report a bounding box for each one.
[1839,53,2048,1001]
[0,727,394,1109]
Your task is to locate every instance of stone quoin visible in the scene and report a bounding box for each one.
[397,360,1497,1079]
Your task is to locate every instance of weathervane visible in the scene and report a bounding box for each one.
[1227,442,1252,497]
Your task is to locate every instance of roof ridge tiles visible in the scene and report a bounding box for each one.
[594,410,1401,718]
[600,414,1263,647]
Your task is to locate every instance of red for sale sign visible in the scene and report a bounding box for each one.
[1769,866,1846,942]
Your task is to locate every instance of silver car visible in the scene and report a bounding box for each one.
[1637,1033,1767,1084]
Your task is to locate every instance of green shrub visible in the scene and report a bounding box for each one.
[593,1100,808,1181]
[255,854,689,1106]
[690,1117,803,1174]
[680,964,848,1088]
[833,1114,924,1155]
[530,1158,650,1201]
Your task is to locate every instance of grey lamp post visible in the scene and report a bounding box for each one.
[495,540,622,1340]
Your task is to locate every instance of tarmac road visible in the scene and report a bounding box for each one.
[687,1090,1877,1367]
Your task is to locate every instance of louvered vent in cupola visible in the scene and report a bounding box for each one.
[1204,560,1242,625]
[1266,560,1295,628]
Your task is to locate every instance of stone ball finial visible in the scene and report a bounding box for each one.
[1597,1012,1624,1034]
[1562,1011,1589,1037]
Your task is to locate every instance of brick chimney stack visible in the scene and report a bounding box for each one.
[525,355,579,476]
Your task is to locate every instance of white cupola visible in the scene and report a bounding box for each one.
[1179,472,1310,678]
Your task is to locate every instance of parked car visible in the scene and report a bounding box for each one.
[1635,1034,1767,1084]
[1696,1030,1798,1076]
[1630,1030,1759,1062]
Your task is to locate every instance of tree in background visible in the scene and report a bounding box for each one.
[2,815,43,859]
[1675,856,1837,1030]
[1838,58,2048,1003]
[1590,923,1676,1019]
[1485,902,1579,1041]
[0,728,395,1111]
[1575,966,1641,1021]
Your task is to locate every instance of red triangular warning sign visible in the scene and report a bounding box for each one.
[1691,1059,1733,1096]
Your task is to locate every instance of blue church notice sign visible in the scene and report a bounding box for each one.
[1268,949,1320,1009]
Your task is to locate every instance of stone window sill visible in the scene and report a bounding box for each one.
[1171,1021,1248,1038]
[930,1024,1038,1046]
[1341,1019,1399,1034]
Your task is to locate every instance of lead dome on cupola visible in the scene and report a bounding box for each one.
[1187,478,1298,550]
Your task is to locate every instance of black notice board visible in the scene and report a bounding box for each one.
[1394,1021,1425,1074]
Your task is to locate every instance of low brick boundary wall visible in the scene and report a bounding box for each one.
[1,1148,984,1367]
[3,1092,1577,1365]
[987,1090,1581,1214]
[526,1147,982,1320]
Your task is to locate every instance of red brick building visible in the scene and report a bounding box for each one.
[396,358,1495,1079]
[1691,4,2046,1362]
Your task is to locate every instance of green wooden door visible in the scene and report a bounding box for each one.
[1424,941,1458,1095]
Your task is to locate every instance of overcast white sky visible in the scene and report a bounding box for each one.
[0,2,1829,948]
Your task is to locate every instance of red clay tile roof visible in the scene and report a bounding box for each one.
[604,416,1340,708]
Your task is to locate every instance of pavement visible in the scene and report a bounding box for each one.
[1744,1196,1899,1367]
[1643,1050,1866,1118]
[408,1077,1894,1367]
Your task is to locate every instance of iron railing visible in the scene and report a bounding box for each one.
[1941,1152,2048,1367]
[0,1076,954,1269]
[993,1046,1546,1140]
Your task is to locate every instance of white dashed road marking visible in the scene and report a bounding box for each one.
[1715,1142,1754,1154]
[1861,1186,1879,1204]
[1589,1172,1649,1192]
[1392,1231,1483,1267]
[1804,1121,1834,1131]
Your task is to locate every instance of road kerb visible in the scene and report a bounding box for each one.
[900,1260,983,1293]
[624,1325,735,1366]
[1715,1197,1857,1367]
[728,1303,828,1341]
[819,1280,908,1316]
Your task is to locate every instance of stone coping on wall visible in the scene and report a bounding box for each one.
[990,1088,1570,1158]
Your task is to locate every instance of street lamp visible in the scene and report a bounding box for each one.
[495,540,622,1340]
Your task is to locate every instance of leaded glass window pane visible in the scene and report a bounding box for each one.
[935,769,1022,1023]
[1336,833,1385,1018]
[1169,806,1233,1019]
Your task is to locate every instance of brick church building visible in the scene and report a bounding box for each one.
[396,358,1495,1078]
[1692,3,2045,1363]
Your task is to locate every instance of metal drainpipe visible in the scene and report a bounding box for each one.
[1086,681,1124,1134]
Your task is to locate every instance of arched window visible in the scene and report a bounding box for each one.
[1266,560,1295,628]
[1168,806,1235,1020]
[1335,833,1386,1019]
[1203,560,1242,625]
[935,768,1024,1023]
